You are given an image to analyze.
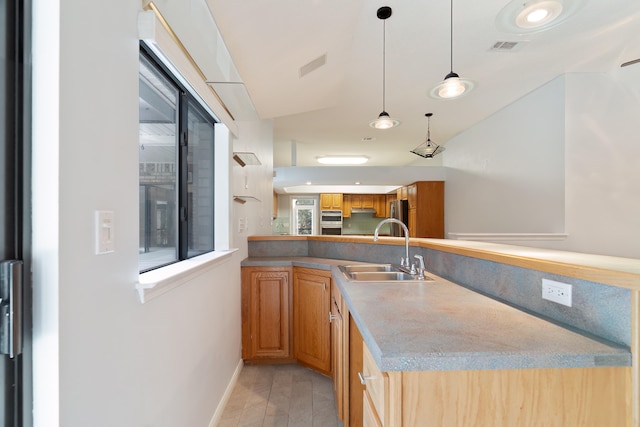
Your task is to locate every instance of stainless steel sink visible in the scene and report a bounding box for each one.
[338,264,433,282]
[340,264,396,273]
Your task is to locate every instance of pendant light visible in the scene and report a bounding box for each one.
[411,113,445,158]
[429,0,474,100]
[369,6,400,129]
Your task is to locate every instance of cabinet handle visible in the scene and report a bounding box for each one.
[329,312,338,323]
[358,372,374,385]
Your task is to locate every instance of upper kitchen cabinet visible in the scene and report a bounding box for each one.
[320,193,343,211]
[342,195,352,218]
[408,181,444,238]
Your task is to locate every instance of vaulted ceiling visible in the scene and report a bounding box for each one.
[204,0,640,183]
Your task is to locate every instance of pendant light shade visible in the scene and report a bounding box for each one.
[369,6,400,129]
[411,113,445,158]
[429,0,474,100]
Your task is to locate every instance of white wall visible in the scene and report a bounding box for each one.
[443,70,640,259]
[444,77,566,234]
[560,69,640,258]
[31,0,273,426]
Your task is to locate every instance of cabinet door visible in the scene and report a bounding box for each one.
[241,267,292,360]
[350,194,362,209]
[293,267,331,374]
[320,194,332,210]
[332,193,343,210]
[407,184,417,209]
[331,293,344,420]
[363,392,384,427]
[349,317,364,427]
[343,194,352,218]
[362,195,374,209]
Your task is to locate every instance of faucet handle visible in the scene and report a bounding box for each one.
[414,254,425,269]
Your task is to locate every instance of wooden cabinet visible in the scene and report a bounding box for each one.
[293,267,331,375]
[361,344,401,426]
[330,280,345,421]
[359,340,628,427]
[373,195,387,218]
[349,316,364,427]
[406,181,444,238]
[320,193,343,210]
[343,194,352,218]
[397,186,407,200]
[241,266,293,361]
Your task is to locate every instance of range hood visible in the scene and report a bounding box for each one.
[351,208,376,214]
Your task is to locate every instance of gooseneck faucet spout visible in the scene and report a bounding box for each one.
[374,218,410,268]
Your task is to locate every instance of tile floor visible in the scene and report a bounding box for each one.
[218,363,341,427]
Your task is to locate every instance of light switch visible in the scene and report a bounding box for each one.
[96,210,115,254]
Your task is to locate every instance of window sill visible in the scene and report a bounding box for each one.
[136,249,238,303]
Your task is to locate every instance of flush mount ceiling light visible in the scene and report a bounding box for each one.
[317,156,369,165]
[496,0,581,34]
[411,113,445,158]
[369,6,400,129]
[429,0,474,100]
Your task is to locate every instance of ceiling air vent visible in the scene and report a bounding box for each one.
[491,41,521,51]
[299,54,327,78]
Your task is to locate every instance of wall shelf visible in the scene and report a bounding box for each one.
[233,152,261,167]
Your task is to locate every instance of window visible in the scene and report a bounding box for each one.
[138,45,215,272]
[292,198,317,235]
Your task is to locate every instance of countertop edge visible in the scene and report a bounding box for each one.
[243,256,632,372]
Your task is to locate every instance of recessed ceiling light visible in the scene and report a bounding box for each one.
[306,181,312,185]
[317,156,369,165]
[496,0,581,34]
[355,182,361,185]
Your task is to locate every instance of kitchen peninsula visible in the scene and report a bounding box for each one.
[242,235,640,426]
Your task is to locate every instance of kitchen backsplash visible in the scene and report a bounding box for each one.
[342,212,388,235]
[248,238,631,348]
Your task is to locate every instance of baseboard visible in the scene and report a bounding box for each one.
[208,359,244,427]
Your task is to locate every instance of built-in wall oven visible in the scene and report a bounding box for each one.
[320,210,343,235]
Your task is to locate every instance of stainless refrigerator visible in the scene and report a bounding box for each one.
[389,199,409,236]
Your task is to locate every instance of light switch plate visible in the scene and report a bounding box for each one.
[96,210,115,254]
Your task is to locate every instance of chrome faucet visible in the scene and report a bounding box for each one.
[374,218,411,269]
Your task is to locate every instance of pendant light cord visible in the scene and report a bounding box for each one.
[450,0,454,73]
[382,18,387,111]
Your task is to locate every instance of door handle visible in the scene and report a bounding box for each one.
[0,260,23,358]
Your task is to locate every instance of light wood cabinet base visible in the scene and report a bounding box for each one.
[401,366,630,427]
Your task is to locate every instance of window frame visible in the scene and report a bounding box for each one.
[139,43,216,273]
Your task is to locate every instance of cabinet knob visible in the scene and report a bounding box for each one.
[358,371,374,385]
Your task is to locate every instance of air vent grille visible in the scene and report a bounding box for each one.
[299,54,327,78]
[492,41,520,51]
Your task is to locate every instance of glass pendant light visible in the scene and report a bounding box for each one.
[429,0,474,100]
[411,113,445,158]
[369,6,400,129]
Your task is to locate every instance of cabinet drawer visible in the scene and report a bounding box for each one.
[363,345,388,423]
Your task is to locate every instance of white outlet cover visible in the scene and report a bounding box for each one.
[542,278,572,307]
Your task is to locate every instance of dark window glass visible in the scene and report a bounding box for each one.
[138,46,215,272]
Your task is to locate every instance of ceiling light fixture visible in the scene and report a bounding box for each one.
[317,156,369,165]
[411,113,445,158]
[496,0,579,34]
[429,0,474,100]
[369,6,400,129]
[516,0,563,28]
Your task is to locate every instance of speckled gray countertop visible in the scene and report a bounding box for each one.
[241,256,631,372]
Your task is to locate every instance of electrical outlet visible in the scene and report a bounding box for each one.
[542,279,572,307]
